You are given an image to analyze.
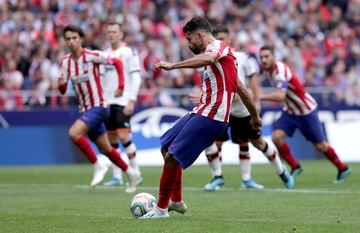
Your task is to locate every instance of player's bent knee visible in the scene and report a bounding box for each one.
[315,141,328,152]
[164,152,178,167]
[160,147,167,158]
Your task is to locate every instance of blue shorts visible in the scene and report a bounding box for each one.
[273,109,325,143]
[78,107,109,141]
[160,113,227,169]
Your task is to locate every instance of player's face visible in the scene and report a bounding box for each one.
[214,32,231,45]
[185,31,204,55]
[260,50,275,71]
[64,31,83,52]
[106,25,123,44]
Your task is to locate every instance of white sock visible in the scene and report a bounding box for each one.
[263,143,284,174]
[240,158,251,181]
[125,166,135,176]
[205,143,222,177]
[112,164,123,180]
[125,142,140,172]
[211,157,222,177]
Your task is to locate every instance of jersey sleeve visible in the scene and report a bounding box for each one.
[90,50,114,65]
[273,62,289,90]
[205,40,229,61]
[245,56,259,78]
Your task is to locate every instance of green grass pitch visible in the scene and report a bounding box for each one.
[0,161,359,233]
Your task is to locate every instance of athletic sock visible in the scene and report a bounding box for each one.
[105,148,128,171]
[239,143,251,181]
[74,136,97,164]
[205,143,222,177]
[158,163,178,209]
[323,146,347,171]
[277,142,300,170]
[123,141,139,172]
[262,142,284,174]
[171,166,183,202]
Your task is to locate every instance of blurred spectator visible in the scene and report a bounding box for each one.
[0,0,359,110]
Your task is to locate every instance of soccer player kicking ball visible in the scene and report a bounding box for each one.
[140,17,262,219]
[259,45,351,183]
[58,25,138,192]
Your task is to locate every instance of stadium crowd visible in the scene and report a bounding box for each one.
[0,0,359,110]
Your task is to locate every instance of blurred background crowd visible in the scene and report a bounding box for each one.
[0,0,359,110]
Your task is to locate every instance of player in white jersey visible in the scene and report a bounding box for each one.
[198,26,294,191]
[58,25,138,192]
[95,22,142,187]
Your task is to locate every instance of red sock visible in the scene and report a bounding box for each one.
[157,164,178,209]
[171,166,183,202]
[323,146,346,171]
[278,142,300,169]
[74,136,97,164]
[105,148,128,171]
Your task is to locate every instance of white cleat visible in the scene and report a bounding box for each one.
[90,161,109,187]
[140,207,169,219]
[168,200,188,214]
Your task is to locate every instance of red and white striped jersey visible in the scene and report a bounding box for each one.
[268,62,317,115]
[60,49,114,112]
[191,40,238,123]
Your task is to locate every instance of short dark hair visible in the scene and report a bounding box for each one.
[260,45,275,54]
[62,25,85,38]
[212,25,229,36]
[107,21,122,29]
[183,17,212,34]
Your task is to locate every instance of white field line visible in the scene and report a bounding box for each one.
[0,183,358,195]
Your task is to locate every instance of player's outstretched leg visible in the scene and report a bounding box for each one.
[204,143,225,191]
[238,142,264,189]
[252,138,295,189]
[315,142,351,184]
[101,143,124,187]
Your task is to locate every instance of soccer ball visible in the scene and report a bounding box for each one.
[130,192,157,218]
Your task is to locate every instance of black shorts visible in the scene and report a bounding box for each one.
[105,105,131,131]
[216,115,261,143]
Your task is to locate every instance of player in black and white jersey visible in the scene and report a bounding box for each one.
[199,25,294,191]
[97,22,142,186]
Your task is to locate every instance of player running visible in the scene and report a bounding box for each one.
[96,22,142,187]
[58,25,138,192]
[259,45,351,183]
[202,26,294,191]
[140,17,262,219]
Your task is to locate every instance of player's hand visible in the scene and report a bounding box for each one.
[123,101,135,116]
[155,61,174,71]
[114,89,123,97]
[188,92,201,104]
[250,116,262,131]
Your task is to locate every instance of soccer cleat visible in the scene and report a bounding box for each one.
[104,177,123,187]
[204,176,225,191]
[241,179,264,189]
[168,200,188,214]
[334,167,352,184]
[290,166,303,180]
[90,161,109,187]
[140,207,169,219]
[279,166,295,189]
